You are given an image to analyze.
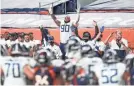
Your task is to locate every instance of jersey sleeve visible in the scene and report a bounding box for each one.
[123,39,128,47]
[117,63,126,76]
[51,59,64,67]
[20,57,29,68]
[27,58,37,68]
[56,46,62,59]
[99,42,106,51]
[0,58,3,66]
[0,58,5,67]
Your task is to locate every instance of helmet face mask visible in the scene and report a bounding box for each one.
[36,52,48,65]
[35,48,55,66]
[82,32,91,42]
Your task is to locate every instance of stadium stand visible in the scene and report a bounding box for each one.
[1,0,69,14]
[81,0,134,10]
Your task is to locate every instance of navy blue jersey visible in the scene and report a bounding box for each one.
[34,66,56,85]
[34,66,62,85]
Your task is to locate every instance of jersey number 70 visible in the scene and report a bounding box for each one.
[5,63,20,78]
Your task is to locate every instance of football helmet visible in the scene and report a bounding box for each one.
[69,35,81,42]
[66,38,81,52]
[65,38,81,59]
[81,44,96,58]
[102,49,120,63]
[35,48,56,65]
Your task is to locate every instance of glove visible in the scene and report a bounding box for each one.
[100,26,105,33]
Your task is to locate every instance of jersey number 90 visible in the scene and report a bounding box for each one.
[5,63,20,78]
[61,25,70,32]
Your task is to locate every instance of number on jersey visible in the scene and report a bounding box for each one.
[101,69,118,84]
[61,25,70,32]
[5,63,20,77]
[35,75,49,85]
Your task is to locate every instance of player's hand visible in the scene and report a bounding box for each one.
[119,40,125,45]
[110,32,115,37]
[76,3,81,13]
[100,26,105,33]
[39,25,43,29]
[48,5,53,14]
[93,20,97,26]
[76,8,80,13]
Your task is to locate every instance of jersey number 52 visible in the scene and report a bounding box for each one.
[101,69,118,84]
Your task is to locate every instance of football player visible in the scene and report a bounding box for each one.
[93,49,130,85]
[34,48,65,85]
[0,43,34,86]
[46,35,62,59]
[49,5,80,59]
[62,37,83,85]
[125,53,134,85]
[76,44,102,85]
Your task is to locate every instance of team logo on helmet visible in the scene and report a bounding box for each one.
[81,44,96,58]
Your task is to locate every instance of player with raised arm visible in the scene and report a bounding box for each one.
[0,43,34,86]
[49,5,80,59]
[93,49,130,85]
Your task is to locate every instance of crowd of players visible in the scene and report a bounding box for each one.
[0,7,134,86]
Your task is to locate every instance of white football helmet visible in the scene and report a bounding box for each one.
[66,38,81,52]
[65,38,81,59]
[102,49,120,63]
[81,44,96,58]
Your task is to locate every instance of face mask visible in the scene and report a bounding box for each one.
[84,39,89,42]
[50,41,54,45]
[97,38,101,41]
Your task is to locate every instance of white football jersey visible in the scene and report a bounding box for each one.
[0,56,29,86]
[27,57,37,68]
[6,40,15,48]
[81,40,96,50]
[60,20,73,43]
[77,57,103,74]
[66,49,81,60]
[23,41,32,49]
[93,62,126,85]
[0,39,6,45]
[46,44,62,59]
